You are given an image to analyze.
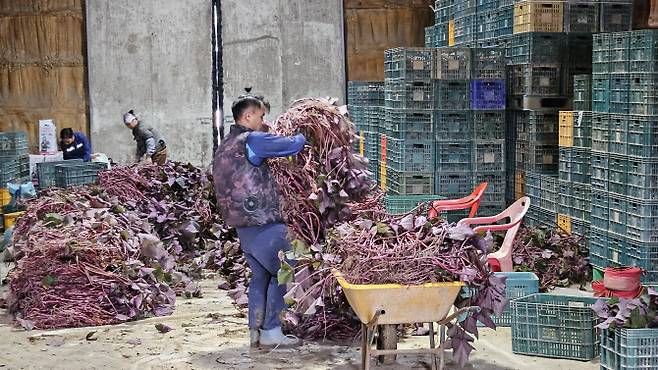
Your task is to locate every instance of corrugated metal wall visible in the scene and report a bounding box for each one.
[0,0,88,152]
[344,0,434,81]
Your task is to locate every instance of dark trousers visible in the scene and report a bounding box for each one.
[236,223,292,330]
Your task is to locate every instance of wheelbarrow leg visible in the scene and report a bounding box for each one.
[439,324,446,370]
[428,322,438,370]
[361,323,369,370]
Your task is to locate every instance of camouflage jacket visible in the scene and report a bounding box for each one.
[212,124,284,228]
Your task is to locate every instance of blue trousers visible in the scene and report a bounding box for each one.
[236,223,292,330]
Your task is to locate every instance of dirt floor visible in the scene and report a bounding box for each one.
[0,263,599,370]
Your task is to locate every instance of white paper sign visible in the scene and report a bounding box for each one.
[39,119,57,154]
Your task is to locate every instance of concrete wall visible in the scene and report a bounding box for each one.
[222,0,345,126]
[86,1,213,166]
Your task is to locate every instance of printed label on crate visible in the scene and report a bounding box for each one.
[39,119,57,155]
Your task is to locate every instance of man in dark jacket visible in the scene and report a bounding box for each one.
[59,128,91,162]
[123,110,168,165]
[213,95,305,348]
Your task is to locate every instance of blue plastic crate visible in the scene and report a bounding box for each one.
[433,110,473,141]
[386,138,434,173]
[470,79,505,110]
[573,75,592,109]
[453,14,477,45]
[591,112,610,152]
[473,140,504,172]
[473,110,505,140]
[435,48,470,80]
[434,80,470,110]
[572,111,592,148]
[524,204,556,228]
[601,328,658,370]
[623,238,658,284]
[511,294,601,361]
[626,157,658,201]
[629,29,658,73]
[608,192,627,235]
[525,171,541,201]
[608,114,629,155]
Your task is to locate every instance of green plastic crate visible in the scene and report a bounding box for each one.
[36,159,84,189]
[385,194,441,214]
[54,162,107,188]
[511,294,600,361]
[601,328,658,370]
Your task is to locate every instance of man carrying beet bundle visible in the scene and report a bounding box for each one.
[213,94,305,348]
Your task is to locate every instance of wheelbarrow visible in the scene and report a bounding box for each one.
[334,271,477,370]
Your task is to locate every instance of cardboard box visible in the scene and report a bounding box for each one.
[38,119,57,155]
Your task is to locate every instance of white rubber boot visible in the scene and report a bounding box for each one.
[259,326,302,348]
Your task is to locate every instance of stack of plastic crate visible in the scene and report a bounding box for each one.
[0,131,30,231]
[470,47,507,214]
[433,0,453,47]
[347,81,385,184]
[383,48,438,213]
[507,26,567,204]
[475,0,514,44]
[451,0,478,46]
[557,107,592,238]
[0,132,30,187]
[589,29,658,285]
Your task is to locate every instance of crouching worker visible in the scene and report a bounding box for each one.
[123,110,168,165]
[59,128,92,161]
[213,95,305,348]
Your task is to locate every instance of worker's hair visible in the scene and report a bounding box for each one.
[60,128,74,139]
[254,95,271,113]
[231,96,264,121]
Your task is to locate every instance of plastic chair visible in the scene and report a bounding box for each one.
[427,182,488,220]
[457,197,531,273]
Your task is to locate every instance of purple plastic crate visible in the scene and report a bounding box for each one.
[470,79,505,110]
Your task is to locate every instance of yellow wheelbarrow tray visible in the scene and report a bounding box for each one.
[333,270,478,370]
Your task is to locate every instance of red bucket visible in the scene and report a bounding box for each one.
[603,267,642,292]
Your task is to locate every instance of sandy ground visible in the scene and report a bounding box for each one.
[0,263,599,370]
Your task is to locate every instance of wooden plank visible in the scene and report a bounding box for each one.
[344,2,433,81]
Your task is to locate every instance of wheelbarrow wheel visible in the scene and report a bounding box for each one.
[376,324,397,364]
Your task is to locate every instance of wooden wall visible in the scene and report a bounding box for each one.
[0,0,88,153]
[344,0,434,82]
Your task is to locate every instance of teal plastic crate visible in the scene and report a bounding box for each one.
[629,29,658,73]
[511,294,601,361]
[435,141,473,172]
[385,194,441,214]
[601,328,658,370]
[473,110,505,140]
[434,110,473,141]
[386,169,434,195]
[54,162,106,188]
[384,48,434,82]
[473,140,504,172]
[0,157,21,185]
[434,80,470,110]
[384,109,433,140]
[386,137,434,173]
[384,79,434,110]
[492,272,539,327]
[0,132,28,157]
[37,159,85,189]
[435,48,470,80]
